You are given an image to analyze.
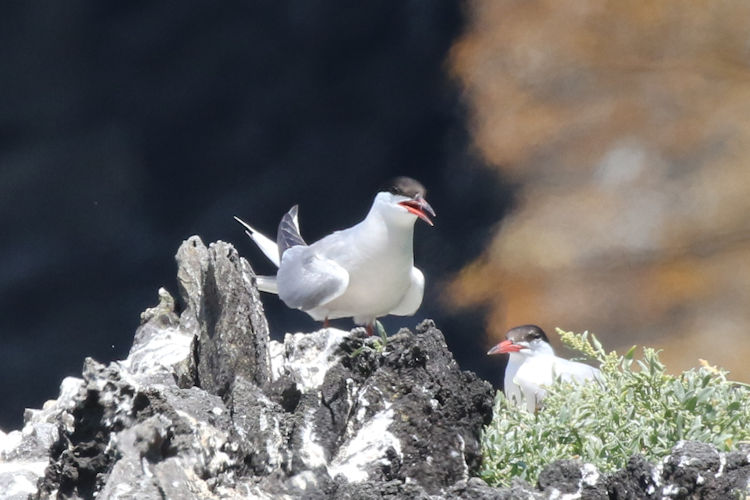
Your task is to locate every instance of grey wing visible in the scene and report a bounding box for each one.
[554,359,601,384]
[276,245,349,311]
[277,205,307,260]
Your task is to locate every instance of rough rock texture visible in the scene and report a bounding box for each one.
[1,237,749,499]
[176,237,271,393]
[606,441,750,500]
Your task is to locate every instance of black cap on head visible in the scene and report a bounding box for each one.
[505,325,549,344]
[382,176,427,199]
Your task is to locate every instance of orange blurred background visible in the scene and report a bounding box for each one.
[446,0,750,379]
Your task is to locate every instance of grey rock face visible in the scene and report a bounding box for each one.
[1,237,748,499]
[176,237,271,394]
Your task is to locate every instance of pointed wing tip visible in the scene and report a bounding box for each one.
[277,206,306,255]
[289,205,300,226]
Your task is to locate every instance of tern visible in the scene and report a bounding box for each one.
[234,177,435,333]
[487,325,601,412]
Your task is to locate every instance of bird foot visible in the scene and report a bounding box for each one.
[365,321,386,337]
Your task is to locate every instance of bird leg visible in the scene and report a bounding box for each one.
[365,323,373,336]
[323,317,330,328]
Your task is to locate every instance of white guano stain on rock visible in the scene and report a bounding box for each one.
[548,463,601,500]
[256,409,284,471]
[268,340,286,382]
[716,453,726,477]
[581,463,599,487]
[456,434,469,481]
[289,470,321,492]
[328,405,401,482]
[547,489,562,500]
[662,483,680,496]
[171,409,234,477]
[550,488,576,500]
[3,473,38,497]
[0,460,49,477]
[121,326,193,375]
[0,375,86,497]
[56,376,85,410]
[299,411,328,469]
[270,328,349,392]
[648,461,664,495]
[232,483,288,500]
[0,430,22,456]
[677,452,700,468]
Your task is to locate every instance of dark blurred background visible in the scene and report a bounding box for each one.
[0,1,510,430]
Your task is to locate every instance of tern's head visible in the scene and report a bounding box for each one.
[487,324,554,358]
[373,176,436,227]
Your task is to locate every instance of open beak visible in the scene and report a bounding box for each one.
[487,340,525,355]
[399,195,436,226]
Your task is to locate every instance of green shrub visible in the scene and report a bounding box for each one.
[480,329,750,487]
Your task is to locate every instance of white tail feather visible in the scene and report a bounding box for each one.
[234,216,280,267]
[256,275,278,294]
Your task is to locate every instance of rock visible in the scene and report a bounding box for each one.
[28,237,497,498]
[606,455,660,499]
[320,477,433,499]
[538,460,607,499]
[604,441,750,499]
[446,477,531,500]
[0,376,80,500]
[322,322,494,491]
[1,237,747,498]
[176,237,271,394]
[658,441,750,500]
[125,287,193,386]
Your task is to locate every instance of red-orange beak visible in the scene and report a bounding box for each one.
[398,196,436,226]
[487,340,525,355]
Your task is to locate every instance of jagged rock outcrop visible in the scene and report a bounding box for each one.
[1,237,748,499]
[1,237,494,498]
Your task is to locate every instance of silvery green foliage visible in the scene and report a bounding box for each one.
[481,329,750,487]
